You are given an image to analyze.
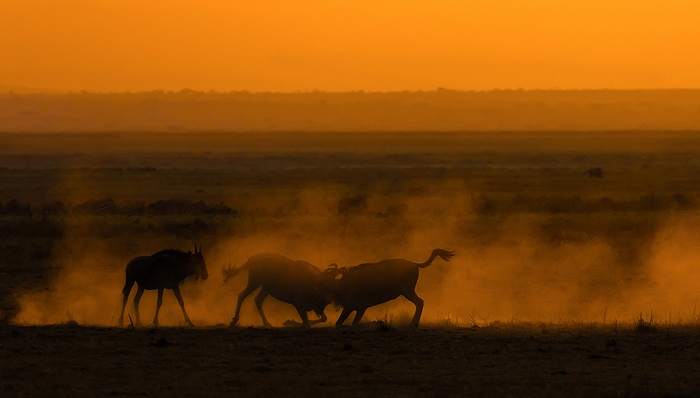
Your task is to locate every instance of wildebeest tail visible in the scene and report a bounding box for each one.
[418,248,455,268]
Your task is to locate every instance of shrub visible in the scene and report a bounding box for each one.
[2,199,31,216]
[337,194,368,216]
[74,198,118,214]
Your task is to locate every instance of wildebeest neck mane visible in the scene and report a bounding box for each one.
[152,249,190,259]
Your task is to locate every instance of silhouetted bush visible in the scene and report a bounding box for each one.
[41,201,67,215]
[74,198,118,214]
[147,199,234,215]
[55,198,235,216]
[119,202,146,216]
[162,218,212,238]
[472,193,698,216]
[672,193,693,209]
[585,167,604,178]
[375,203,407,218]
[337,195,368,216]
[637,194,662,212]
[2,199,31,216]
[126,167,158,172]
[474,195,497,215]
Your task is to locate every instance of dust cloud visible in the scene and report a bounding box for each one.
[13,181,700,327]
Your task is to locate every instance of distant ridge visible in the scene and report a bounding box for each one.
[2,89,700,132]
[0,85,66,95]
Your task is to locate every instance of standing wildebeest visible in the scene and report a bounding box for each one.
[223,253,334,328]
[119,244,208,327]
[331,248,454,327]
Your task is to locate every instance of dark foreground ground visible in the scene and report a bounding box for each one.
[2,324,700,397]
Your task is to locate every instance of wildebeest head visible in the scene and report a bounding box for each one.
[190,242,209,280]
[221,264,237,284]
[320,263,346,305]
[322,263,347,279]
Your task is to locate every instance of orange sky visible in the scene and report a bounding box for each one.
[2,0,699,91]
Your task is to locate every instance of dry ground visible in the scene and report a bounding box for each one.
[2,324,700,397]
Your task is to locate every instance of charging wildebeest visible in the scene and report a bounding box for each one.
[119,243,208,327]
[223,253,335,328]
[330,248,454,327]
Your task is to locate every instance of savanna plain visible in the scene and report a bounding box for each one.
[3,131,700,396]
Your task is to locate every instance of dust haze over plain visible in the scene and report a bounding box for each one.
[13,166,700,327]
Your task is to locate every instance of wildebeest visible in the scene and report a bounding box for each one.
[330,248,455,327]
[118,244,209,327]
[223,253,334,328]
[585,167,604,178]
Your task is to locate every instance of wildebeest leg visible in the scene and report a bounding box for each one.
[229,283,259,327]
[352,308,366,326]
[403,290,424,327]
[335,308,353,327]
[173,286,194,327]
[309,310,327,325]
[132,286,145,326]
[119,278,135,326]
[254,289,271,327]
[294,305,311,328]
[153,288,164,327]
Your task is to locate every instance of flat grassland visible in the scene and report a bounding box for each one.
[2,324,700,397]
[3,132,700,396]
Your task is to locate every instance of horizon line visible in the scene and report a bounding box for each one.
[3,87,700,95]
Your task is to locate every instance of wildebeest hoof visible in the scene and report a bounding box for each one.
[283,319,304,328]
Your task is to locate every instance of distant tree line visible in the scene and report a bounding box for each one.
[3,89,700,132]
[473,193,694,215]
[0,194,696,218]
[335,193,697,217]
[0,198,236,217]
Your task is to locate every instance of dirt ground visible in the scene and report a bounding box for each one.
[2,324,700,397]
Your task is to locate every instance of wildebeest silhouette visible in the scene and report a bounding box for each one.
[223,253,335,328]
[119,243,208,327]
[585,167,604,178]
[330,248,454,327]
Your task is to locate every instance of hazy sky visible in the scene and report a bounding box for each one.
[2,0,699,91]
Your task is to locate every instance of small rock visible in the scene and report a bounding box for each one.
[253,365,272,372]
[150,337,172,347]
[375,321,394,332]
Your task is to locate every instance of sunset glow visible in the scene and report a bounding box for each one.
[3,0,699,91]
